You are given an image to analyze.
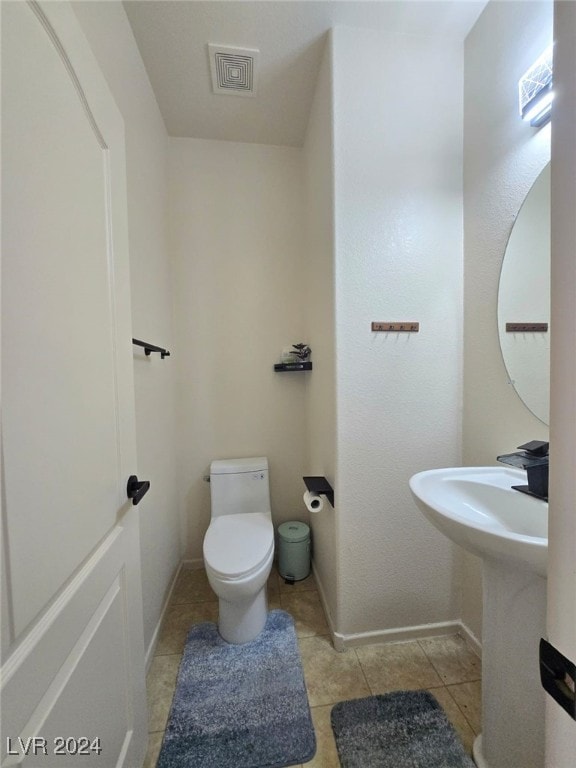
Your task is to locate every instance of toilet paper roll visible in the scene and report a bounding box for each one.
[303,490,324,514]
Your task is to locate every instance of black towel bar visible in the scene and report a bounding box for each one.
[132,338,170,359]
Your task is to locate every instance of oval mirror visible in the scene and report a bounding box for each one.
[497,164,550,425]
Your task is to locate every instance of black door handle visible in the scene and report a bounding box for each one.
[127,475,150,505]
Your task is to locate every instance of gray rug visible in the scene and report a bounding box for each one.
[157,609,316,768]
[331,690,475,768]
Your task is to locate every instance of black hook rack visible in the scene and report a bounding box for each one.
[132,338,170,359]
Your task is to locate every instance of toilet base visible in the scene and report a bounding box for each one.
[218,586,268,644]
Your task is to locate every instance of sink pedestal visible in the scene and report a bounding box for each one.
[409,467,548,768]
[473,560,546,768]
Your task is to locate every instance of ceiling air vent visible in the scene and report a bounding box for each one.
[208,44,259,97]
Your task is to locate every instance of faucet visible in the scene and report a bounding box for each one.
[497,440,549,501]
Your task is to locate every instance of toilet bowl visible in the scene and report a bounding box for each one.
[204,513,274,643]
[203,458,275,644]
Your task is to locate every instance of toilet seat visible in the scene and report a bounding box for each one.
[204,512,274,581]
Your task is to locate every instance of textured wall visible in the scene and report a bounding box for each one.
[169,139,307,561]
[302,34,339,630]
[73,1,181,657]
[463,0,552,640]
[332,26,464,638]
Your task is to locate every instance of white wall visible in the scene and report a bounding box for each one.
[332,27,464,639]
[463,0,552,639]
[303,34,339,629]
[169,139,307,560]
[72,2,181,656]
[70,0,556,654]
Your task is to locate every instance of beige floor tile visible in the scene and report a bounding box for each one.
[447,680,482,734]
[156,601,219,655]
[419,635,482,685]
[268,594,282,611]
[279,571,317,594]
[302,705,340,768]
[267,564,281,597]
[429,687,476,755]
[170,567,215,604]
[146,654,181,732]
[299,635,370,707]
[281,590,329,637]
[143,731,163,768]
[355,640,443,694]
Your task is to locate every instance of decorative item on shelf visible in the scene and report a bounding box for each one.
[280,346,299,364]
[274,343,312,372]
[292,343,311,361]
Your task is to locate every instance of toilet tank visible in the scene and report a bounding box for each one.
[210,457,271,518]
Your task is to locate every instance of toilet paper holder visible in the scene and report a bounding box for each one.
[302,476,334,507]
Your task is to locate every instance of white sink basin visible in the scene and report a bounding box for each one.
[409,466,548,576]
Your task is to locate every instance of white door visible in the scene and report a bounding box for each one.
[547,2,576,764]
[1,2,147,766]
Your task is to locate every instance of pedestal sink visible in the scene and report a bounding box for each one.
[409,466,548,768]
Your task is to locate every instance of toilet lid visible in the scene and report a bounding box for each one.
[204,513,274,580]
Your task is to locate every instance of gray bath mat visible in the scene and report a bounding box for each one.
[157,609,316,768]
[331,690,475,768]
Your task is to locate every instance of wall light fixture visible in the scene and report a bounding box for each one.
[519,45,553,128]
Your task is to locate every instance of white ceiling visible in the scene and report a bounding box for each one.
[124,1,487,147]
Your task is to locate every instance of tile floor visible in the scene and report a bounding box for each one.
[144,566,482,767]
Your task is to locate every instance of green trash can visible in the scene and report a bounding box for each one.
[278,521,311,583]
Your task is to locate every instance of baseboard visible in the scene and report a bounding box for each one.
[310,559,338,643]
[333,619,469,651]
[145,561,183,672]
[333,620,482,655]
[180,558,204,570]
[457,620,482,658]
[309,560,481,655]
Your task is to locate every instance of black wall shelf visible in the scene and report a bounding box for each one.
[274,362,312,372]
[303,476,334,507]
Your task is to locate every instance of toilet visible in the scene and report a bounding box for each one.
[203,457,275,644]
